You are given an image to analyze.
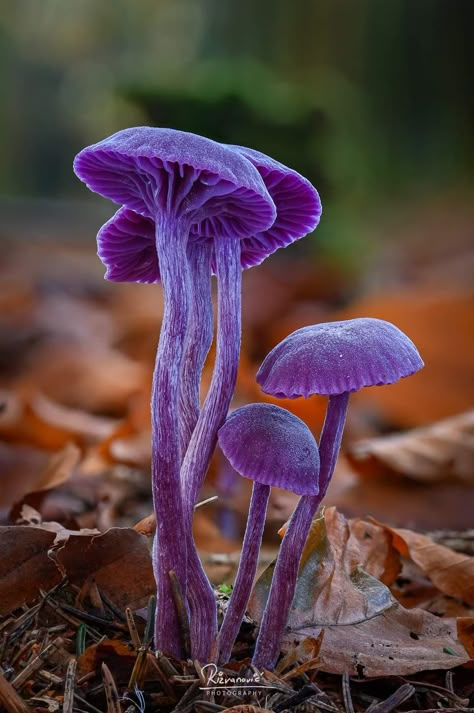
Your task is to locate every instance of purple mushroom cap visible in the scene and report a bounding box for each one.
[221,145,322,269]
[218,403,320,496]
[97,207,159,283]
[74,126,276,239]
[257,318,424,399]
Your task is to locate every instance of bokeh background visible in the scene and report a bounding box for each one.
[1,1,473,568]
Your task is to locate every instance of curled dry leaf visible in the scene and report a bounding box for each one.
[0,389,118,450]
[0,523,155,616]
[348,410,474,483]
[0,442,80,508]
[377,523,474,606]
[250,509,469,676]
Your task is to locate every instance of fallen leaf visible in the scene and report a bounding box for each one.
[281,604,469,677]
[348,411,474,483]
[0,442,80,509]
[457,617,474,658]
[250,509,469,675]
[377,523,474,606]
[0,523,155,615]
[0,389,118,450]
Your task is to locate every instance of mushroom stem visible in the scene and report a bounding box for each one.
[217,481,270,664]
[151,212,191,658]
[252,391,349,669]
[181,237,242,661]
[178,242,214,460]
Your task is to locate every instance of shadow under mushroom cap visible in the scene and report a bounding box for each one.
[257,318,424,399]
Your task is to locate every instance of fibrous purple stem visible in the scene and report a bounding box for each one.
[217,481,270,664]
[252,391,349,669]
[152,212,191,658]
[181,237,242,661]
[178,241,214,460]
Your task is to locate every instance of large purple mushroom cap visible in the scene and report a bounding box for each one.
[257,318,424,399]
[74,126,276,239]
[221,145,322,269]
[218,403,319,496]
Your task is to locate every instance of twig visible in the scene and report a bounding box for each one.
[143,595,156,647]
[341,672,355,713]
[11,636,64,691]
[169,570,191,657]
[102,662,122,713]
[61,603,128,632]
[0,669,29,713]
[367,683,415,713]
[64,658,78,713]
[125,608,141,650]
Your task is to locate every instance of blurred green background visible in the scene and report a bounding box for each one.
[0,0,473,272]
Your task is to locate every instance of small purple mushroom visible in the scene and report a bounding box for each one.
[253,317,424,669]
[216,403,319,664]
[74,127,276,658]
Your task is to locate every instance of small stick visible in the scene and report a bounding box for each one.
[0,670,29,713]
[169,570,191,657]
[102,662,122,713]
[147,654,177,700]
[342,671,355,713]
[63,657,78,713]
[99,590,128,623]
[143,595,156,647]
[367,683,415,713]
[61,604,128,632]
[11,636,64,691]
[128,649,148,690]
[125,608,141,650]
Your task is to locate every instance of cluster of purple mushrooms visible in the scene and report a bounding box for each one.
[74,127,423,671]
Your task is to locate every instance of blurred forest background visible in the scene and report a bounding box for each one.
[0,0,473,551]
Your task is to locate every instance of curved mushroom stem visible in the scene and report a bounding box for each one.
[181,237,242,661]
[217,481,270,665]
[178,242,214,460]
[152,212,191,658]
[252,391,349,670]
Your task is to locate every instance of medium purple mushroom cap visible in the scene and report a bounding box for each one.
[97,207,159,283]
[74,126,276,238]
[220,145,322,269]
[257,318,424,399]
[218,403,319,496]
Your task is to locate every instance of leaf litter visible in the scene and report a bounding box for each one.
[1,241,474,709]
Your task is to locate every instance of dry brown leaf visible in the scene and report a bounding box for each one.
[0,522,155,615]
[281,604,469,677]
[348,411,474,483]
[457,617,474,658]
[377,523,474,606]
[0,389,118,450]
[250,509,469,675]
[0,442,80,508]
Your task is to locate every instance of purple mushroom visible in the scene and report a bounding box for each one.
[74,127,276,658]
[253,318,424,669]
[216,403,320,664]
[179,148,321,659]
